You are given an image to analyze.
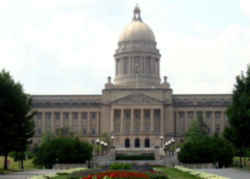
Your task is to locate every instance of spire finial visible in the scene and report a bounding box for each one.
[133,4,142,21]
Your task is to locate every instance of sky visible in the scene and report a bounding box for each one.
[0,0,250,95]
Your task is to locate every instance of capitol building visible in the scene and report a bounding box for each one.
[32,6,231,148]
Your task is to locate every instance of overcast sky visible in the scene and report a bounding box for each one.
[0,0,249,95]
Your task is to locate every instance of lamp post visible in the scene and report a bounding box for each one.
[100,141,105,155]
[160,136,164,148]
[111,136,115,148]
[104,142,108,155]
[95,138,100,156]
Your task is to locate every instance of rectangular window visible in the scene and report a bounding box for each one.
[54,112,61,129]
[63,112,69,128]
[197,111,203,119]
[144,109,150,131]
[45,112,51,129]
[36,112,42,127]
[72,112,79,132]
[187,111,193,119]
[81,112,88,134]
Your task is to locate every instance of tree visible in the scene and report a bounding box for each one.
[224,65,250,168]
[185,116,209,142]
[178,117,234,167]
[33,137,93,168]
[0,70,35,170]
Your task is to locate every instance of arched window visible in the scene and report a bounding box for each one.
[135,138,140,148]
[125,138,130,148]
[144,138,150,148]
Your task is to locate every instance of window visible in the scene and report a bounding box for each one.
[125,138,130,148]
[144,110,150,131]
[114,110,121,132]
[72,112,79,131]
[215,111,221,120]
[124,110,131,132]
[154,109,160,132]
[54,112,61,128]
[91,128,96,135]
[135,138,140,148]
[144,138,150,148]
[36,112,42,127]
[134,109,141,132]
[197,111,203,119]
[81,112,88,134]
[63,112,69,127]
[45,112,51,128]
[188,111,193,119]
[82,128,87,135]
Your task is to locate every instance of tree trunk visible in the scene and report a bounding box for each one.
[240,149,243,168]
[21,159,24,170]
[4,153,8,170]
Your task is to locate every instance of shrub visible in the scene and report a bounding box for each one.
[33,137,93,168]
[109,163,132,169]
[115,153,155,160]
[178,136,234,167]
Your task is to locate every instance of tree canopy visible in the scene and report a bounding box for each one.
[178,116,234,167]
[0,70,35,169]
[33,137,93,168]
[224,65,250,167]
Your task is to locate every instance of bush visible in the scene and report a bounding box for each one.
[110,163,132,169]
[33,137,93,168]
[115,153,155,160]
[178,136,234,167]
[213,137,234,168]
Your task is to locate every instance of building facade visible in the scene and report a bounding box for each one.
[32,6,231,148]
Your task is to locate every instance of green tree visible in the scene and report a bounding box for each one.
[224,65,250,168]
[185,116,209,142]
[0,70,35,170]
[179,117,234,167]
[33,137,93,168]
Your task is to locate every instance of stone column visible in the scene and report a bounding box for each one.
[184,111,187,133]
[41,112,45,134]
[51,112,55,133]
[88,112,91,135]
[97,112,100,136]
[222,111,226,131]
[131,109,134,134]
[221,111,225,134]
[212,111,215,134]
[160,108,164,135]
[121,109,124,134]
[150,109,154,132]
[141,109,144,132]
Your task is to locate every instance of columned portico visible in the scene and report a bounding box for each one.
[111,107,163,135]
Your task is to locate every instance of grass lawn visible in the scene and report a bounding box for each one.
[159,167,202,179]
[0,156,38,174]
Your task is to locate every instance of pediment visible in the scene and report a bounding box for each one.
[111,93,163,105]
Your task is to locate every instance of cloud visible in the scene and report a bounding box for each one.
[240,0,250,17]
[0,0,249,95]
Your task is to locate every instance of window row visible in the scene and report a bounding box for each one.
[34,112,98,129]
[34,127,97,137]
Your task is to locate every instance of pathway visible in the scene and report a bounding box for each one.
[196,168,250,179]
[0,169,61,179]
